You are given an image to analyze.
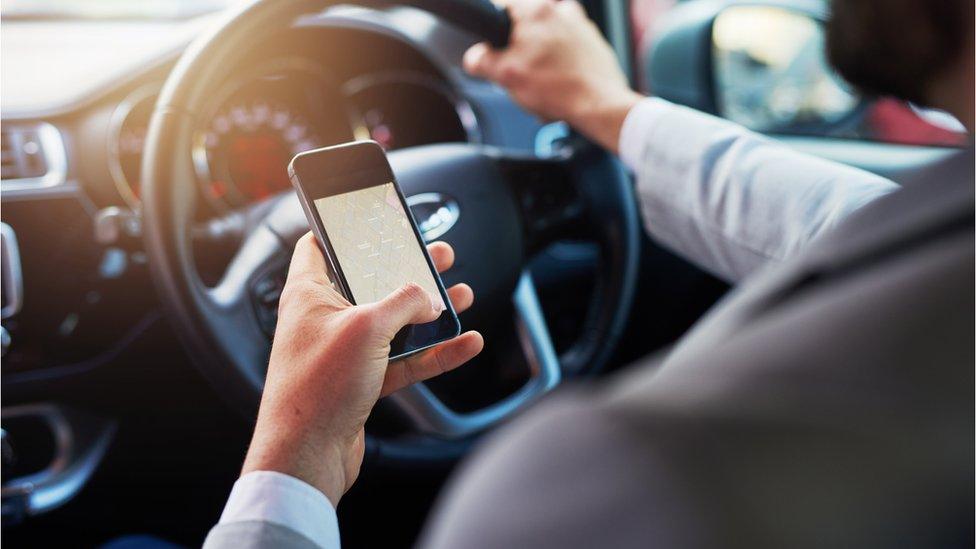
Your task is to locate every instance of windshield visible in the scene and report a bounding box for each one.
[0,0,235,20]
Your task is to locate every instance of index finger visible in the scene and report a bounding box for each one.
[427,241,455,273]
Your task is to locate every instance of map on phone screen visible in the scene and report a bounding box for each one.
[314,182,446,309]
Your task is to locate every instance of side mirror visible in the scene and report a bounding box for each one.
[647,2,862,134]
[712,6,859,132]
[644,1,968,146]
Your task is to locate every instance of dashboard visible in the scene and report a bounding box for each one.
[106,26,478,214]
[0,9,547,376]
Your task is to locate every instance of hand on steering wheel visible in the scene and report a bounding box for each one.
[242,234,482,504]
[464,0,642,152]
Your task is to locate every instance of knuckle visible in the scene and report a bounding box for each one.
[471,61,493,80]
[497,64,526,87]
[470,53,489,73]
[528,0,554,19]
[403,360,422,385]
[278,279,312,308]
[401,282,426,303]
[351,307,378,327]
[433,349,449,374]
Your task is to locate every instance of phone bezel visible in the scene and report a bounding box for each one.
[288,140,461,360]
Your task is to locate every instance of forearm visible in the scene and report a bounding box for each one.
[241,414,349,507]
[618,98,899,282]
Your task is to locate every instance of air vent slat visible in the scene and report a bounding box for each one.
[1,129,22,180]
[0,123,66,189]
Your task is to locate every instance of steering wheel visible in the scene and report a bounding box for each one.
[142,0,639,464]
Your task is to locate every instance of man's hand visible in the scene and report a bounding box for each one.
[464,0,643,152]
[241,233,483,505]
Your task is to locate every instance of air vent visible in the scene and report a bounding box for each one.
[0,123,67,190]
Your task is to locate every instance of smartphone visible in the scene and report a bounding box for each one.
[288,140,461,360]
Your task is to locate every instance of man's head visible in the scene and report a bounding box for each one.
[827,0,974,122]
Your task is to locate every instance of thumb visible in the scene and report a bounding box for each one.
[463,42,502,80]
[287,232,330,283]
[366,283,441,338]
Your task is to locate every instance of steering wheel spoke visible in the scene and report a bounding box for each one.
[391,272,560,438]
[209,223,290,336]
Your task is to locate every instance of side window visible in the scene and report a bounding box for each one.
[629,0,676,93]
[629,0,968,147]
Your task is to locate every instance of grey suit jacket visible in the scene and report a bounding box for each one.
[419,149,974,548]
[205,149,973,548]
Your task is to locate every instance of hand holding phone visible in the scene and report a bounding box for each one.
[243,232,482,504]
[289,141,461,359]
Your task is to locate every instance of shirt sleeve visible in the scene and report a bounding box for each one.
[217,471,341,549]
[618,97,899,283]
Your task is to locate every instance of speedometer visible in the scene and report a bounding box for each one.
[200,100,321,206]
[194,58,356,210]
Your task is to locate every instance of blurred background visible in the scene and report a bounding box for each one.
[630,0,968,146]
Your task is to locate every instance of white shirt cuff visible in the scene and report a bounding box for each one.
[219,471,340,549]
[618,96,674,172]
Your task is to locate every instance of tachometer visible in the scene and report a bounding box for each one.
[199,100,321,206]
[194,58,356,210]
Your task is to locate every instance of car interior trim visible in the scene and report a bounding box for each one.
[107,83,162,209]
[0,122,69,193]
[0,222,24,320]
[0,403,117,517]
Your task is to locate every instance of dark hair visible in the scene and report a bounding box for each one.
[827,0,974,105]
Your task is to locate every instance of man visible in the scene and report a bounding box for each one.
[205,0,974,547]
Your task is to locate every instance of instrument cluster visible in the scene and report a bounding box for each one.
[108,57,476,212]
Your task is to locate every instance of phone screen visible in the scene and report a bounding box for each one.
[290,141,460,359]
[313,181,445,310]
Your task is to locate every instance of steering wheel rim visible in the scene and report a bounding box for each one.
[142,0,640,463]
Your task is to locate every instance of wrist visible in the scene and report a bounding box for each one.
[242,424,349,506]
[568,86,643,154]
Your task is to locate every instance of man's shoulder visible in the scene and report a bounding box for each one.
[419,392,716,549]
